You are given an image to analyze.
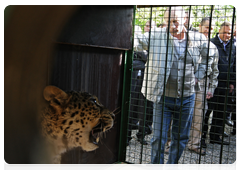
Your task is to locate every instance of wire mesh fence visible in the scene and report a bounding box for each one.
[124,5,236,164]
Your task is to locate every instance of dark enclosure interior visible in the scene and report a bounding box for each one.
[50,5,134,163]
[57,5,133,49]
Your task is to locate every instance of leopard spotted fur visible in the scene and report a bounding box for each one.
[41,85,114,163]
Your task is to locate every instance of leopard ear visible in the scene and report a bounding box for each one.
[43,85,69,103]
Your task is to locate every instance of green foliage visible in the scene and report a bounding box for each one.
[135,7,167,33]
[135,5,236,38]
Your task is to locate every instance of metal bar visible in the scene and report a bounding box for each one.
[55,41,130,51]
[177,5,191,164]
[199,5,214,164]
[154,5,172,164]
[118,6,136,162]
[139,6,153,164]
[219,6,235,164]
[124,5,236,164]
[118,51,132,162]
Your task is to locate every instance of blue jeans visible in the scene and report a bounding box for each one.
[151,94,195,164]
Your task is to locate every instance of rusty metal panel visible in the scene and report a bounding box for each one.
[48,5,134,163]
[51,44,124,110]
[50,44,124,163]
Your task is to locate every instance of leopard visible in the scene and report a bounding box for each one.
[41,85,115,163]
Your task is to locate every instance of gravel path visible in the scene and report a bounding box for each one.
[125,125,236,164]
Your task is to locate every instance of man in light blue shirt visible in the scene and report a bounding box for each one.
[134,6,217,164]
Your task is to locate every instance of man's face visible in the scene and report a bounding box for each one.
[184,12,189,28]
[199,20,213,38]
[144,22,151,32]
[219,26,232,42]
[144,22,155,32]
[169,11,186,35]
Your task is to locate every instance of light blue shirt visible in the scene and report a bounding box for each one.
[218,34,230,51]
[170,33,187,58]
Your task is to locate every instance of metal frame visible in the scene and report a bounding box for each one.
[119,5,236,164]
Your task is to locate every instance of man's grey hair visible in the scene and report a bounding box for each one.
[164,6,185,24]
[220,21,232,30]
[200,17,211,26]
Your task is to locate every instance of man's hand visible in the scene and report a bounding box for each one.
[195,78,198,85]
[229,84,234,93]
[206,92,213,99]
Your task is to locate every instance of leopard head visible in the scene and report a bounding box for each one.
[42,85,115,155]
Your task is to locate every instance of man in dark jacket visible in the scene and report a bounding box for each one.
[207,22,236,145]
[127,24,154,146]
[127,51,153,145]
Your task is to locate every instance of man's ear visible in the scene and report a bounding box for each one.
[219,29,221,33]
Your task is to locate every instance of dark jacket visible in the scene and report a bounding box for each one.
[132,51,148,70]
[210,33,236,89]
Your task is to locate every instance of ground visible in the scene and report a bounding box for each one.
[126,118,236,164]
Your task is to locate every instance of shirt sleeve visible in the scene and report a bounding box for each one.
[208,44,219,94]
[134,32,149,52]
[194,35,217,81]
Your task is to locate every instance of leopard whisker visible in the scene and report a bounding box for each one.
[112,107,121,114]
[114,110,121,115]
[101,141,115,157]
[112,107,120,112]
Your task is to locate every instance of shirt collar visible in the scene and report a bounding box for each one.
[218,34,230,45]
[169,32,186,43]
